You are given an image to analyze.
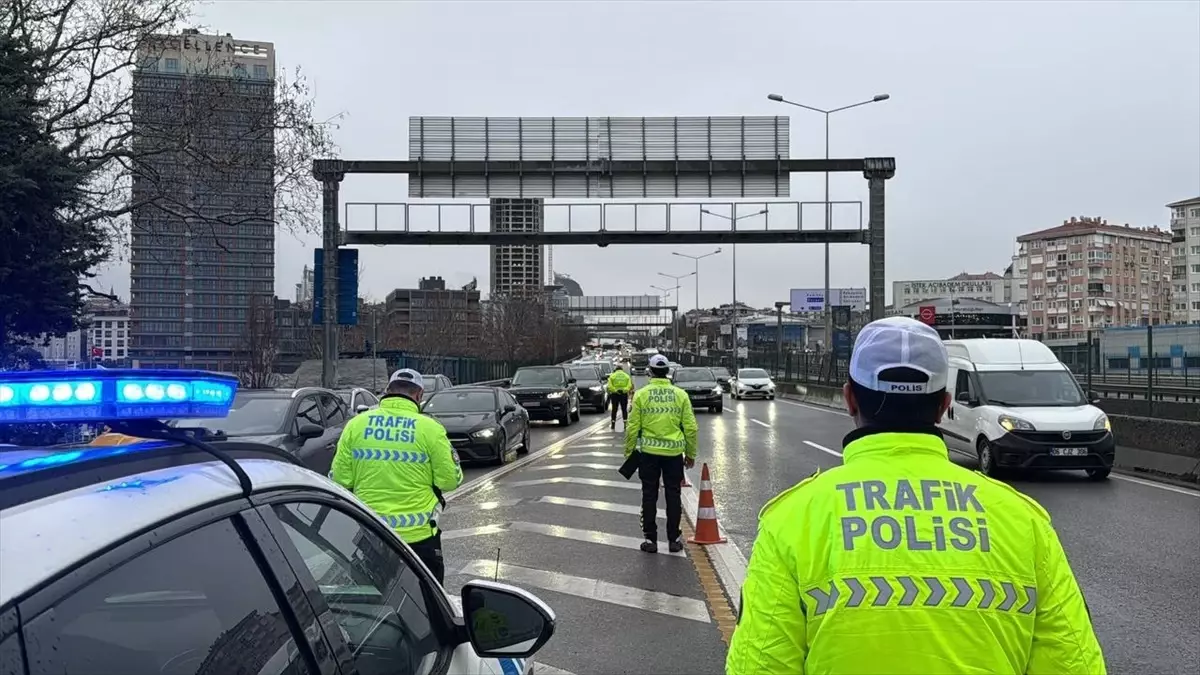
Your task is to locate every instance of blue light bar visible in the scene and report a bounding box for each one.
[0,369,238,424]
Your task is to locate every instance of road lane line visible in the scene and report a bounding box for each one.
[446,520,686,557]
[803,440,844,459]
[507,477,640,491]
[1111,473,1200,497]
[446,418,608,503]
[749,419,772,429]
[537,495,664,518]
[532,665,577,675]
[526,462,624,471]
[457,559,711,623]
[561,451,624,458]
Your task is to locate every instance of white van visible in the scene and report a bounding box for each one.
[940,339,1114,480]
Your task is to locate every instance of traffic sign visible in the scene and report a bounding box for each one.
[918,305,937,326]
[91,347,103,359]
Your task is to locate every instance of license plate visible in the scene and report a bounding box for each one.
[521,401,540,407]
[1051,447,1088,457]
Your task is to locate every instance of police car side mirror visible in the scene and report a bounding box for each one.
[461,580,556,659]
[297,423,324,440]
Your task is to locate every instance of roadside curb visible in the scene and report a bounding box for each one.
[445,418,609,503]
[682,478,749,605]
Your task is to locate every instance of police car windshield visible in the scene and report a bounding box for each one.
[674,369,715,383]
[187,395,290,435]
[512,369,566,386]
[738,369,769,379]
[976,370,1087,407]
[423,391,496,413]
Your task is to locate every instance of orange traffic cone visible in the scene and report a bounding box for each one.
[688,463,727,545]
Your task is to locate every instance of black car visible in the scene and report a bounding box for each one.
[672,367,725,414]
[569,365,608,413]
[422,386,530,465]
[185,388,350,474]
[709,366,732,392]
[506,366,580,426]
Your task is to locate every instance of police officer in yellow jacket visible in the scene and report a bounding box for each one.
[607,362,635,430]
[332,368,463,583]
[727,317,1105,675]
[625,354,698,554]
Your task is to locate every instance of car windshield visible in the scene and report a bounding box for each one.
[976,370,1087,407]
[595,362,614,375]
[709,368,729,379]
[570,367,599,381]
[512,369,566,386]
[424,378,443,393]
[423,390,496,413]
[631,355,649,365]
[674,369,715,383]
[188,395,290,435]
[739,369,769,379]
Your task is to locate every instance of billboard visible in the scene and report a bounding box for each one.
[789,287,867,313]
[408,116,791,199]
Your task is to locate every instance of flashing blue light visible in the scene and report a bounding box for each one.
[0,369,238,424]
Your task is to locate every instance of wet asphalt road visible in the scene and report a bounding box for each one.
[706,395,1200,675]
[458,417,593,485]
[449,382,1199,674]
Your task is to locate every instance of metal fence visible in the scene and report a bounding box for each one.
[1047,325,1200,390]
[381,349,581,386]
[664,349,844,385]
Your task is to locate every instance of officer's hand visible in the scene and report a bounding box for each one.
[684,457,695,469]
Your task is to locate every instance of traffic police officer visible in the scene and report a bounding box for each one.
[625,353,697,554]
[332,368,463,583]
[607,362,634,430]
[726,317,1105,674]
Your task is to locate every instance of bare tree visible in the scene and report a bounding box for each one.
[406,292,475,371]
[3,0,339,252]
[237,295,277,388]
[481,297,574,363]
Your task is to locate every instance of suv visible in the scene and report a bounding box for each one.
[0,368,556,675]
[506,366,580,426]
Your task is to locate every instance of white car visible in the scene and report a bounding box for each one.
[0,368,556,675]
[731,367,776,400]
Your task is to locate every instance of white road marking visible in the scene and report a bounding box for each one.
[778,395,1200,497]
[538,495,664,518]
[507,477,640,491]
[448,520,685,557]
[803,440,844,459]
[749,419,772,429]
[527,462,623,472]
[532,665,578,675]
[681,481,748,599]
[446,419,609,502]
[561,451,624,458]
[458,559,710,623]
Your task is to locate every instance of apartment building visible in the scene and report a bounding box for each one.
[1168,197,1200,324]
[1017,216,1172,344]
[385,277,482,349]
[128,31,276,371]
[490,198,545,299]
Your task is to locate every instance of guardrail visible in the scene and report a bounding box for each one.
[1086,382,1200,403]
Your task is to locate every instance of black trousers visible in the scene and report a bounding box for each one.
[610,393,629,423]
[409,531,445,584]
[638,453,684,542]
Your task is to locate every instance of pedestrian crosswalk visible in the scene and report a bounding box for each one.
[440,422,728,673]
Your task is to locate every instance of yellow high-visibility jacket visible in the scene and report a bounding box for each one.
[623,378,697,460]
[727,429,1105,675]
[331,396,463,544]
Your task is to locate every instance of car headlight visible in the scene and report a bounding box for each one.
[711,387,722,395]
[546,391,565,399]
[472,428,497,439]
[589,385,603,392]
[1094,416,1111,432]
[998,415,1035,432]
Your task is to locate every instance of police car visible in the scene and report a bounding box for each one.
[0,369,555,675]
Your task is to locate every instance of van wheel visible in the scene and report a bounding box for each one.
[977,438,1001,477]
[1086,467,1111,481]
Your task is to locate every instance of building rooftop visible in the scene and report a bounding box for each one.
[1017,216,1170,242]
[1166,196,1200,208]
[947,272,1004,281]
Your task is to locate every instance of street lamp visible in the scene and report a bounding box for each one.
[767,91,890,350]
[672,248,721,354]
[699,208,768,367]
[656,272,694,356]
[651,284,675,350]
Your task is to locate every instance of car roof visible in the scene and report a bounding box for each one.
[0,446,355,608]
[432,386,495,394]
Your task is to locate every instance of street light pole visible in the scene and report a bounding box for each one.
[767,91,890,350]
[699,208,767,368]
[651,284,675,351]
[658,271,694,358]
[671,249,721,355]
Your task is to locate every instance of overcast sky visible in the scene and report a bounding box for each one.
[93,0,1200,312]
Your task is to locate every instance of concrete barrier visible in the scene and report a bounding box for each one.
[1097,397,1200,423]
[776,381,1200,484]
